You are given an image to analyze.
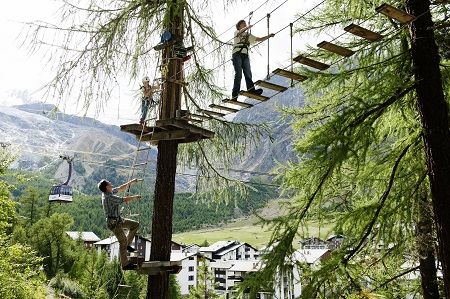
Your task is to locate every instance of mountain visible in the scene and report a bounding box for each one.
[0,81,303,192]
[0,103,195,191]
[232,78,303,174]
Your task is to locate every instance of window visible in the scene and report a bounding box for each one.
[188,275,194,281]
[189,256,195,260]
[188,266,194,272]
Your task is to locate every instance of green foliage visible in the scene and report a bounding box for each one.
[49,272,85,299]
[0,235,46,299]
[239,0,449,297]
[30,213,77,277]
[188,259,220,299]
[0,148,45,299]
[169,275,182,299]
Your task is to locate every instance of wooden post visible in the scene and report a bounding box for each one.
[146,0,183,298]
[405,0,450,296]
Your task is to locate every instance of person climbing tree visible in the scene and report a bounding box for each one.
[98,179,141,270]
[140,76,160,125]
[231,19,275,100]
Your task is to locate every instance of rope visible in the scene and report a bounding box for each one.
[267,13,271,79]
[290,22,294,87]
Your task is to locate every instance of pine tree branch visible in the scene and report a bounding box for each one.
[373,266,420,291]
[347,83,417,130]
[344,142,414,263]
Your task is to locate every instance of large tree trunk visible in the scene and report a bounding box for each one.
[147,140,178,298]
[417,190,440,299]
[406,0,450,295]
[146,1,183,297]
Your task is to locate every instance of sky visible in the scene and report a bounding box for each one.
[0,0,321,125]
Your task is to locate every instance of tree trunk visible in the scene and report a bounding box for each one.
[416,190,440,299]
[147,140,178,298]
[406,0,450,295]
[146,1,183,297]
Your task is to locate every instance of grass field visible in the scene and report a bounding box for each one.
[173,200,333,248]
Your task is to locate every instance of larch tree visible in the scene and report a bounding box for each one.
[26,0,267,297]
[239,0,449,298]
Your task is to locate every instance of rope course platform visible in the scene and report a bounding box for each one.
[255,80,288,92]
[209,103,240,113]
[239,91,270,101]
[138,261,182,275]
[272,68,307,82]
[222,98,254,108]
[375,3,416,24]
[344,24,383,42]
[317,41,355,57]
[120,119,214,145]
[294,55,330,70]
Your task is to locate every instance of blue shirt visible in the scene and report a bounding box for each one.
[102,188,123,218]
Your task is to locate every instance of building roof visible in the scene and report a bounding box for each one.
[294,249,329,264]
[170,252,213,262]
[228,260,262,272]
[200,240,236,252]
[94,236,118,245]
[66,231,101,242]
[215,242,258,256]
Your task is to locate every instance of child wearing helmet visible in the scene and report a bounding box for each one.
[140,76,160,125]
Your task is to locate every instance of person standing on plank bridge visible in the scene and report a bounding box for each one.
[140,76,160,125]
[98,178,141,270]
[231,19,275,100]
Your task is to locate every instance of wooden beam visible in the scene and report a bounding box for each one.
[156,118,215,138]
[198,109,226,118]
[222,99,254,108]
[344,24,383,42]
[255,80,288,92]
[137,261,182,275]
[120,123,153,134]
[209,104,240,113]
[272,68,307,81]
[376,3,416,23]
[293,55,330,70]
[317,41,355,57]
[141,129,190,142]
[239,91,269,101]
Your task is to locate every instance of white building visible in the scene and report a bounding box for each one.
[171,251,212,295]
[66,231,100,248]
[94,235,183,262]
[200,240,259,261]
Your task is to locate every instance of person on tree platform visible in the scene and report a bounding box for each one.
[98,178,141,270]
[231,19,275,100]
[140,76,160,125]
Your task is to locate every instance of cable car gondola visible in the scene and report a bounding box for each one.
[49,155,74,203]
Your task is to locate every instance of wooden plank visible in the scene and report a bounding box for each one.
[141,130,190,142]
[294,55,330,70]
[156,118,215,138]
[198,109,226,118]
[375,3,415,23]
[239,91,269,102]
[317,41,355,57]
[222,99,254,108]
[209,104,240,113]
[184,113,211,121]
[344,24,382,42]
[120,123,153,134]
[272,68,307,81]
[137,261,182,275]
[255,80,288,92]
[182,116,204,123]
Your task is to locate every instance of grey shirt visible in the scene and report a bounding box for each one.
[102,188,123,219]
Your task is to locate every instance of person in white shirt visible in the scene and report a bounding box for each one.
[231,20,275,99]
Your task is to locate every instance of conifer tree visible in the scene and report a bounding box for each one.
[26,0,265,297]
[239,0,449,297]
